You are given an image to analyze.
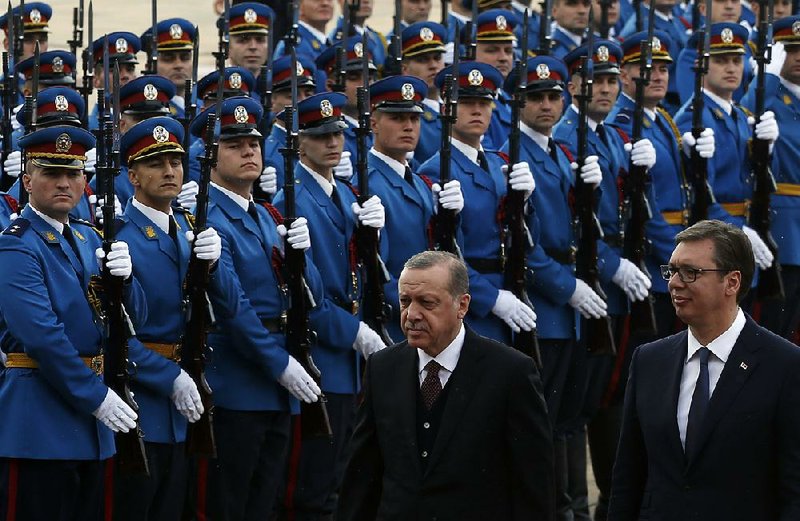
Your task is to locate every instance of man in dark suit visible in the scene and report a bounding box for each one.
[337,250,555,521]
[608,220,800,521]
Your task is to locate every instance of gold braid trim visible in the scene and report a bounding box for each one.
[28,151,88,161]
[130,141,185,163]
[657,107,682,148]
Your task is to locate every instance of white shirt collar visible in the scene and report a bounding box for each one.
[450,11,470,23]
[299,20,328,44]
[703,88,733,116]
[370,147,407,179]
[422,97,440,111]
[211,181,251,212]
[30,204,65,234]
[300,161,335,197]
[417,324,466,384]
[686,308,746,365]
[520,121,551,152]
[779,74,800,100]
[451,136,482,165]
[654,8,673,21]
[554,22,583,46]
[567,104,601,131]
[344,114,359,128]
[131,197,173,234]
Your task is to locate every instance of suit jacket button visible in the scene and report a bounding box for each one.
[421,450,428,458]
[423,422,430,429]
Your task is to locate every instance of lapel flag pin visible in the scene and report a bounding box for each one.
[740,362,748,370]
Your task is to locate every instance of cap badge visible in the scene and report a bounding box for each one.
[420,27,434,41]
[52,56,64,73]
[29,8,41,23]
[234,105,249,123]
[468,69,484,86]
[721,27,734,44]
[296,61,305,76]
[597,45,609,62]
[401,83,415,100]
[153,125,170,143]
[536,63,551,79]
[170,23,183,40]
[115,38,129,54]
[143,84,158,101]
[229,72,243,89]
[244,8,258,24]
[54,94,69,111]
[55,133,72,153]
[793,20,800,35]
[651,36,662,52]
[354,41,364,58]
[496,15,507,30]
[320,99,334,118]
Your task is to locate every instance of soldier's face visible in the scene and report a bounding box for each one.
[781,44,800,85]
[228,33,268,76]
[476,43,515,78]
[339,0,373,18]
[453,97,493,141]
[24,165,86,221]
[129,153,184,209]
[569,73,620,119]
[300,0,335,25]
[402,53,444,90]
[399,264,470,357]
[299,131,344,172]
[273,87,316,116]
[705,0,741,23]
[773,0,793,20]
[704,54,743,99]
[591,0,620,28]
[552,0,591,33]
[621,61,668,105]
[214,136,263,187]
[94,63,137,91]
[402,0,432,24]
[522,90,564,134]
[371,111,420,156]
[21,33,48,59]
[158,51,192,88]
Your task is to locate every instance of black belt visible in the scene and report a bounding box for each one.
[261,317,285,333]
[603,234,624,248]
[465,257,503,274]
[545,247,576,265]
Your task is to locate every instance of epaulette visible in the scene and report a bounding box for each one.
[259,202,285,226]
[172,205,196,230]
[2,193,18,215]
[557,143,575,163]
[2,217,29,237]
[739,105,754,118]
[614,127,631,144]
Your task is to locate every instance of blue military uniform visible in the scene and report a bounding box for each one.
[327,17,387,72]
[0,193,16,228]
[274,21,330,61]
[550,24,583,59]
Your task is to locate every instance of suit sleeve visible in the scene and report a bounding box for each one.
[507,354,556,520]
[336,354,384,521]
[777,352,800,519]
[607,346,648,521]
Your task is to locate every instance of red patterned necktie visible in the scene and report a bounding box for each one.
[421,360,443,410]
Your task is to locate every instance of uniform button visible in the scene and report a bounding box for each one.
[421,451,428,458]
[423,422,430,429]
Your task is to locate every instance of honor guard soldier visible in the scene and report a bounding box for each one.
[399,21,446,165]
[741,15,800,339]
[500,55,606,520]
[590,0,622,41]
[315,36,377,182]
[385,0,432,37]
[88,32,142,131]
[328,0,388,72]
[273,0,334,62]
[366,75,465,341]
[419,61,538,343]
[186,96,324,521]
[0,125,168,520]
[140,18,197,119]
[225,2,273,79]
[675,22,778,274]
[554,40,654,520]
[272,91,388,521]
[113,117,217,521]
[260,54,318,196]
[468,9,518,150]
[0,2,51,60]
[550,0,592,58]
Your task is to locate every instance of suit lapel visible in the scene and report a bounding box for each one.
[28,211,83,278]
[297,166,346,232]
[663,331,689,460]
[452,146,493,192]
[395,343,423,478]
[210,186,263,240]
[127,204,178,263]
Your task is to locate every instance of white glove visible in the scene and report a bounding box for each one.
[93,388,138,433]
[333,151,354,181]
[278,356,322,403]
[681,128,715,158]
[351,195,385,229]
[502,161,536,200]
[277,216,312,251]
[10,104,22,132]
[491,289,537,333]
[569,279,608,319]
[171,369,204,423]
[95,241,133,279]
[742,225,775,270]
[177,181,199,210]
[431,179,465,214]
[443,41,455,65]
[3,149,21,178]
[571,155,602,187]
[612,258,652,302]
[764,41,785,77]
[753,110,779,143]
[352,322,387,358]
[625,138,656,169]
[186,227,222,262]
[84,148,97,174]
[259,166,278,195]
[94,195,123,224]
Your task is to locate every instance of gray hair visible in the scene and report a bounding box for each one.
[403,250,469,298]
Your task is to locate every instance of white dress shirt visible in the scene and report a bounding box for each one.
[417,324,466,388]
[370,147,407,180]
[677,308,746,447]
[520,122,552,153]
[210,181,252,212]
[300,161,335,197]
[30,204,65,234]
[703,88,734,116]
[451,137,484,167]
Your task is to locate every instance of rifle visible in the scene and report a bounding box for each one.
[687,0,714,225]
[17,41,38,210]
[599,0,611,38]
[622,12,658,336]
[749,0,784,300]
[332,1,351,93]
[218,0,231,63]
[79,0,93,129]
[634,0,643,32]
[538,0,551,56]
[68,0,84,63]
[100,61,149,476]
[180,21,227,460]
[464,0,478,60]
[355,31,393,346]
[279,21,333,440]
[385,0,402,77]
[181,25,199,183]
[0,52,13,191]
[144,0,158,76]
[433,32,462,258]
[441,0,449,29]
[12,0,23,66]
[253,8,275,202]
[574,21,616,356]
[504,11,541,367]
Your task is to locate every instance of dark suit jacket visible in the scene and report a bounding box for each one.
[336,327,555,521]
[608,315,800,521]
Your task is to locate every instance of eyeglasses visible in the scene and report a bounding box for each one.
[660,265,732,283]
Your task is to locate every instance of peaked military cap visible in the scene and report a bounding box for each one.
[92,32,141,65]
[17,50,76,85]
[402,21,446,58]
[141,18,196,53]
[620,30,673,65]
[0,2,51,34]
[563,39,623,75]
[293,92,348,135]
[226,2,273,35]
[197,66,256,100]
[272,54,317,92]
[19,87,84,127]
[774,15,800,45]
[468,9,518,42]
[505,55,569,93]
[316,35,377,75]
[435,61,503,99]
[686,22,748,55]
[121,116,185,166]
[119,75,176,115]
[369,75,427,113]
[20,125,95,170]
[189,96,263,141]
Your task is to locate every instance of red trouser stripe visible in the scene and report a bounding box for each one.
[282,415,304,521]
[602,315,631,408]
[4,459,18,521]
[195,458,209,521]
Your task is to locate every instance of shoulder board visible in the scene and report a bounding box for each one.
[557,143,575,163]
[739,105,753,118]
[2,217,29,237]
[489,150,510,164]
[2,193,18,214]
[614,112,631,124]
[260,202,285,225]
[613,127,631,144]
[68,216,95,228]
[172,205,196,230]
